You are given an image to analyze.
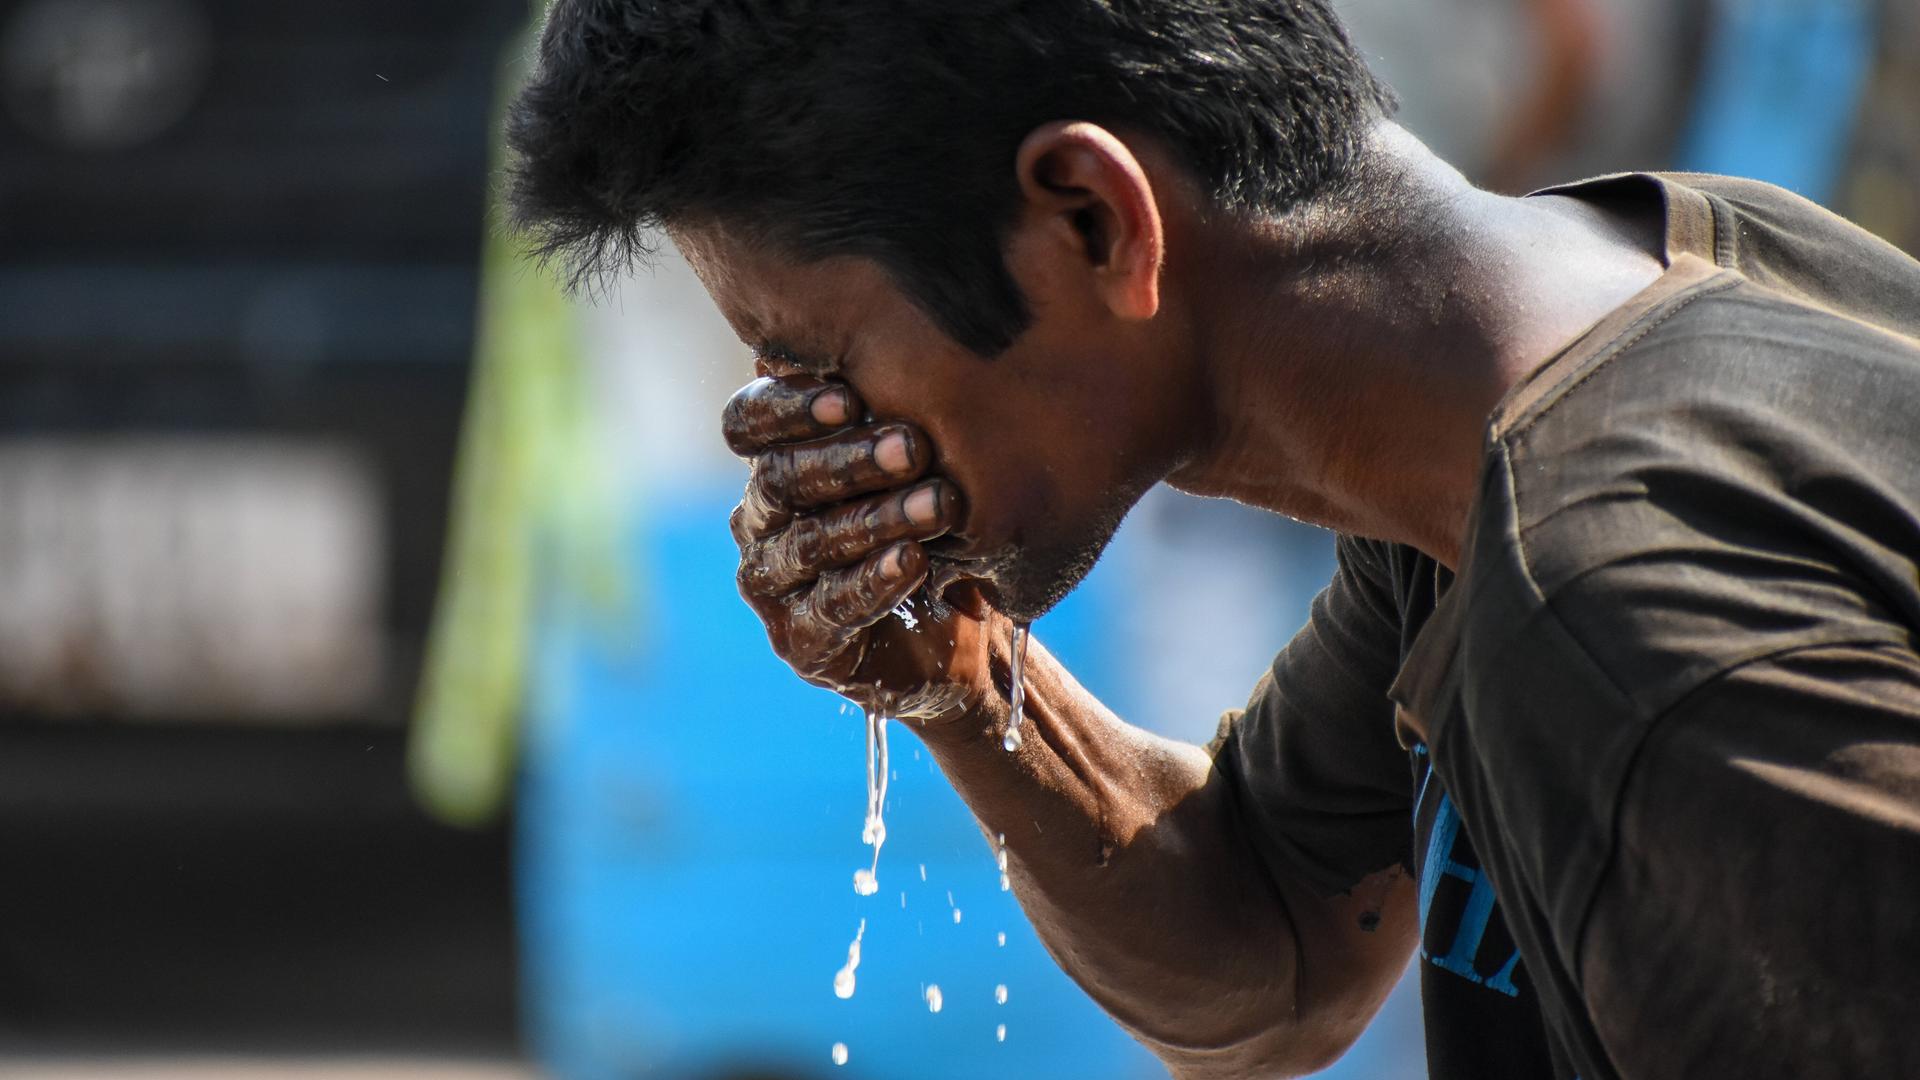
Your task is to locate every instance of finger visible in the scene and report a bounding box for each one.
[721,376,862,457]
[733,463,794,543]
[796,541,928,635]
[742,480,962,597]
[755,422,931,514]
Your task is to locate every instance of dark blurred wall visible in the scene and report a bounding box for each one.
[0,0,525,1055]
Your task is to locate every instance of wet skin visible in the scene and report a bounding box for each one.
[719,370,987,718]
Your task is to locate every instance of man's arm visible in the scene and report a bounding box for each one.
[914,631,1417,1079]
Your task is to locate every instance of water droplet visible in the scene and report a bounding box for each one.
[994,984,1008,1005]
[918,864,927,881]
[891,600,919,629]
[996,1023,1007,1042]
[832,920,866,999]
[831,1042,849,1066]
[996,931,1006,947]
[999,873,1011,892]
[952,909,963,924]
[925,984,944,1013]
[852,868,878,896]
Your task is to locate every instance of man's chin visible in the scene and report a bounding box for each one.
[926,485,1138,625]
[980,517,1124,625]
[925,549,1076,624]
[990,555,1095,624]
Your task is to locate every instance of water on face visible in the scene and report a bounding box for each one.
[1001,623,1031,751]
[833,919,866,999]
[831,1042,849,1066]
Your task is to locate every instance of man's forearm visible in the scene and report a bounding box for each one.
[912,633,1417,1078]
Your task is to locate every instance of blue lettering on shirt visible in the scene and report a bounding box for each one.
[1417,788,1523,998]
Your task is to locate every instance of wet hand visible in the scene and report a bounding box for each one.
[723,375,995,718]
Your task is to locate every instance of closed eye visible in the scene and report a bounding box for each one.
[753,340,840,379]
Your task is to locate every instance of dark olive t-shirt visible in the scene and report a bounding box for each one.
[1211,173,1920,1080]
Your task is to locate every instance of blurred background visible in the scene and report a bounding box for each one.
[0,0,1913,1077]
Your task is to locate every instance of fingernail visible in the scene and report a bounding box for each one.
[810,387,850,426]
[903,483,940,526]
[881,544,909,579]
[875,430,912,474]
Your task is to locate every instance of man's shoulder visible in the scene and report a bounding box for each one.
[1656,170,1920,338]
[1541,170,1920,341]
[1476,289,1920,715]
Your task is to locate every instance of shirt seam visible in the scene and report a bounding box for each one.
[1506,274,1742,442]
[1563,636,1915,989]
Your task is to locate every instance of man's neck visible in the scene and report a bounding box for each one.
[1167,122,1664,567]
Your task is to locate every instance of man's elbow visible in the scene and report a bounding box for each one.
[1146,1008,1370,1080]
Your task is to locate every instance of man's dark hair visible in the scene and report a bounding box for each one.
[508,0,1393,354]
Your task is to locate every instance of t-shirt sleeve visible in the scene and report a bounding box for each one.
[1575,640,1920,1079]
[1207,535,1414,897]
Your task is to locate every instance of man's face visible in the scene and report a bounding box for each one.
[678,224,1202,622]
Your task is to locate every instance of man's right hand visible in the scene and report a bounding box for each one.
[723,374,992,719]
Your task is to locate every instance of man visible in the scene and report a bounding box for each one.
[505,2,1920,1077]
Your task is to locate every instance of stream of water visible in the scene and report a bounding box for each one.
[1001,623,1030,751]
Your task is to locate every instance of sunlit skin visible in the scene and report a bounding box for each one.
[681,119,1663,1076]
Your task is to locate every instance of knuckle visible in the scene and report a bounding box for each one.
[735,553,768,597]
[834,502,887,561]
[786,515,827,568]
[757,445,796,493]
[811,580,861,630]
[743,464,791,530]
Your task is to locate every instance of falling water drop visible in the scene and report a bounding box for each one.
[925,984,944,1013]
[831,1043,849,1066]
[996,1023,1007,1043]
[833,920,866,999]
[994,984,1008,1005]
[996,931,1006,947]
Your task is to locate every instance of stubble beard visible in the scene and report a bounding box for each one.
[931,481,1143,625]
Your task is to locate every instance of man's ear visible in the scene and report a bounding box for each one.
[1013,121,1164,321]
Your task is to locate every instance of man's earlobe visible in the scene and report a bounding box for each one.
[1015,121,1164,322]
